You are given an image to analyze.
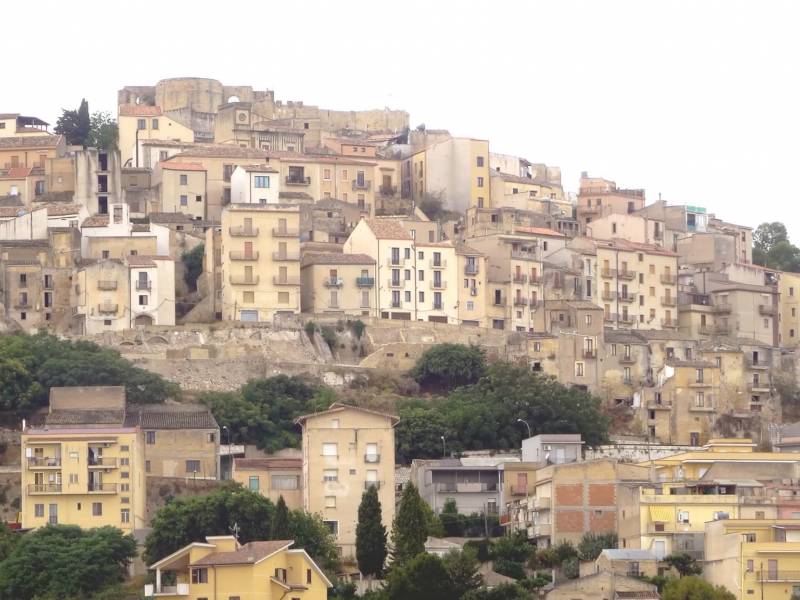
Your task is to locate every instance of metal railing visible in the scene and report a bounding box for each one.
[136,280,151,291]
[229,275,259,285]
[272,251,300,261]
[272,276,300,286]
[88,457,118,468]
[230,250,259,260]
[88,483,117,493]
[464,264,479,275]
[755,571,800,582]
[759,304,777,316]
[324,277,344,287]
[513,274,527,284]
[229,226,259,236]
[97,280,117,290]
[28,457,61,468]
[711,303,732,314]
[272,227,299,237]
[430,259,447,269]
[379,185,397,197]
[514,297,528,306]
[583,349,597,358]
[387,278,403,288]
[285,175,311,185]
[352,180,372,191]
[28,484,62,494]
[430,280,446,290]
[356,277,375,287]
[660,273,677,285]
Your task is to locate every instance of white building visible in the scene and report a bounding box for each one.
[230,165,280,205]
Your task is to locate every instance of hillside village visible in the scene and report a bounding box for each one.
[0,78,799,600]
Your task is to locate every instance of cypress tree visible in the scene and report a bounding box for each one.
[271,496,291,539]
[76,99,91,146]
[356,485,387,579]
[391,483,427,565]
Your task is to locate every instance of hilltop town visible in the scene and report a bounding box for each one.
[0,77,798,600]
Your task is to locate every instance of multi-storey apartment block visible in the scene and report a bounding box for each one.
[231,457,303,509]
[300,252,376,316]
[153,161,207,219]
[576,174,645,233]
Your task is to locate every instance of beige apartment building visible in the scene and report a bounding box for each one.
[300,253,376,316]
[585,213,667,248]
[456,244,488,327]
[278,156,377,213]
[219,203,300,322]
[118,105,195,167]
[295,403,398,560]
[781,271,800,347]
[343,219,460,323]
[577,175,646,233]
[232,458,302,509]
[152,161,207,219]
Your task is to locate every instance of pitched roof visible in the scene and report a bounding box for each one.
[279,191,313,200]
[234,458,302,471]
[295,402,399,426]
[46,203,81,216]
[119,105,163,117]
[241,165,279,173]
[82,215,109,228]
[45,409,126,426]
[172,144,287,160]
[191,540,293,566]
[514,225,566,238]
[0,206,28,218]
[159,161,205,172]
[126,255,173,267]
[148,212,194,224]
[301,252,375,266]
[0,166,33,179]
[0,135,62,149]
[365,219,412,240]
[127,403,217,429]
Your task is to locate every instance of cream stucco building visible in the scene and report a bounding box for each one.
[300,252,376,316]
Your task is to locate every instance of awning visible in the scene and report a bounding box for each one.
[649,506,673,522]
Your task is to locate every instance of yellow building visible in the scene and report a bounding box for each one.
[219,203,300,322]
[232,457,303,509]
[300,252,376,316]
[705,518,800,600]
[0,113,51,137]
[20,386,146,534]
[295,403,398,560]
[117,105,194,168]
[456,243,489,327]
[279,156,377,213]
[780,271,800,348]
[577,175,646,233]
[0,133,65,172]
[146,535,331,599]
[153,161,207,220]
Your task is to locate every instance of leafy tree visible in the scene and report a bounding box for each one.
[561,556,579,579]
[0,524,19,562]
[752,222,800,272]
[491,533,532,579]
[0,358,41,410]
[754,222,788,253]
[286,508,340,574]
[384,553,455,600]
[271,496,291,539]
[391,483,428,565]
[356,485,387,579]
[181,244,204,291]
[535,540,578,568]
[411,343,486,391]
[417,193,461,223]
[661,576,735,600]
[0,525,136,600]
[664,551,702,576]
[86,112,118,150]
[463,583,529,600]
[439,498,466,537]
[442,549,483,599]
[493,558,526,580]
[395,403,452,463]
[55,99,91,146]
[578,531,618,561]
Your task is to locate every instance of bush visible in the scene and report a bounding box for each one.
[411,343,486,391]
[320,326,338,351]
[494,558,526,580]
[181,244,204,291]
[578,532,618,561]
[304,321,317,340]
[561,557,579,579]
[347,319,366,339]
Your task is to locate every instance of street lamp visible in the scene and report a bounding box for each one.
[222,426,230,479]
[440,436,446,457]
[516,418,532,438]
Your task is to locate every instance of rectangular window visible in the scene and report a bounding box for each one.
[137,118,146,130]
[325,496,336,508]
[476,156,484,167]
[179,174,188,185]
[191,568,209,584]
[477,176,484,187]
[69,474,78,484]
[139,295,148,306]
[92,502,102,516]
[323,469,338,482]
[146,431,156,444]
[322,443,337,456]
[249,476,260,491]
[35,504,44,517]
[121,509,130,523]
[186,460,200,473]
[271,475,299,489]
[254,175,270,188]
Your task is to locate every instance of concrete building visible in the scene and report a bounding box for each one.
[118,104,195,168]
[456,243,489,327]
[300,252,376,316]
[545,571,659,600]
[20,386,146,534]
[0,113,51,137]
[521,434,584,464]
[80,202,170,259]
[230,164,280,205]
[218,203,300,322]
[593,549,660,578]
[152,161,207,219]
[215,102,306,152]
[295,403,398,560]
[577,174,646,233]
[145,536,331,599]
[231,458,302,509]
[780,271,800,347]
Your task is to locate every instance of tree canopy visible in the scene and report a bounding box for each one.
[577,532,618,561]
[356,485,388,578]
[391,483,428,565]
[410,343,486,391]
[753,222,800,272]
[384,551,482,600]
[0,333,178,410]
[661,576,734,600]
[55,99,91,146]
[0,525,136,600]
[664,551,702,576]
[181,243,204,291]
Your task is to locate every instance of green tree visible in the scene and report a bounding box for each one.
[356,485,388,580]
[753,222,800,272]
[181,243,205,291]
[578,531,618,561]
[491,533,532,579]
[395,403,452,462]
[272,495,291,539]
[754,222,789,253]
[0,525,136,600]
[55,99,92,146]
[661,576,735,600]
[439,498,466,537]
[0,524,18,562]
[86,112,118,150]
[391,483,428,565]
[442,549,483,599]
[0,358,40,410]
[411,343,486,391]
[561,556,579,579]
[286,508,340,574]
[664,551,702,576]
[463,583,529,600]
[384,553,456,600]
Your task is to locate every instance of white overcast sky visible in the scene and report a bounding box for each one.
[5,0,799,237]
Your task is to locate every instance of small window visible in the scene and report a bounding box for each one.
[191,568,209,584]
[179,174,188,185]
[325,496,336,508]
[322,443,337,456]
[152,118,159,130]
[146,431,156,444]
[92,502,102,516]
[323,469,338,482]
[249,476,259,491]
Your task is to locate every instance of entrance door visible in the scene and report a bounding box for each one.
[240,310,259,322]
[653,540,666,559]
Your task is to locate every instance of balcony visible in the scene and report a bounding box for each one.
[532,523,552,537]
[379,185,397,197]
[755,571,800,583]
[619,314,636,325]
[144,583,190,597]
[511,250,538,261]
[230,250,259,261]
[391,300,402,308]
[324,277,344,287]
[510,485,532,497]
[583,349,597,359]
[364,481,381,490]
[619,354,636,364]
[98,303,118,314]
[493,297,507,306]
[660,273,678,285]
[514,297,528,307]
[97,280,117,291]
[365,454,380,463]
[272,227,299,238]
[356,276,375,287]
[136,280,152,291]
[759,304,777,316]
[430,280,446,290]
[689,404,715,413]
[469,287,479,297]
[272,276,300,286]
[14,300,31,309]
[433,303,444,310]
[285,175,311,186]
[434,482,498,493]
[229,274,259,285]
[430,259,447,269]
[748,382,771,393]
[660,296,677,307]
[464,264,479,275]
[580,205,602,215]
[712,303,732,314]
[529,275,542,284]
[88,483,117,494]
[604,312,618,322]
[533,497,551,510]
[272,252,299,261]
[229,226,259,237]
[660,319,678,329]
[689,379,711,388]
[602,269,635,279]
[27,457,61,468]
[352,179,372,191]
[512,273,527,284]
[386,257,405,267]
[601,290,616,301]
[387,278,403,289]
[619,293,636,303]
[745,357,770,370]
[88,457,118,468]
[28,484,62,494]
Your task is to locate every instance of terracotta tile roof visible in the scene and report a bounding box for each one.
[0,135,62,149]
[148,212,194,224]
[365,219,412,240]
[126,255,173,266]
[301,252,375,267]
[234,458,302,471]
[173,145,275,160]
[118,105,163,117]
[295,402,399,425]
[287,155,377,167]
[46,203,81,216]
[82,215,109,228]
[191,540,293,566]
[242,164,279,173]
[1,167,32,178]
[46,409,126,426]
[159,161,205,172]
[514,225,566,238]
[0,206,28,218]
[127,404,217,429]
[278,191,313,201]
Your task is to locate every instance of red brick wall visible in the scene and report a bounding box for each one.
[589,483,616,506]
[589,509,616,532]
[556,510,584,533]
[555,483,583,506]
